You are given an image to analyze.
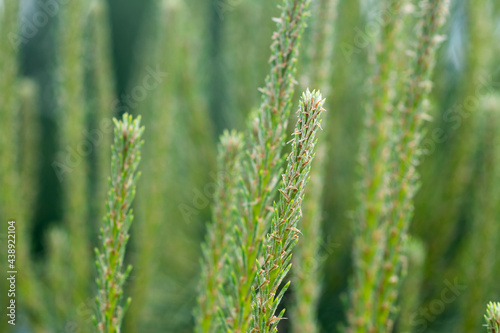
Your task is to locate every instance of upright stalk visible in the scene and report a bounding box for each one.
[292,0,338,331]
[222,0,311,330]
[94,114,144,332]
[195,131,244,333]
[378,0,450,330]
[485,302,500,333]
[347,1,405,331]
[0,1,20,331]
[251,90,326,333]
[396,237,426,333]
[16,80,46,331]
[86,0,116,236]
[57,1,91,323]
[458,95,500,331]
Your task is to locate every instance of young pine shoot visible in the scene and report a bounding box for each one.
[485,302,500,333]
[94,114,144,333]
[251,90,326,333]
[222,0,311,331]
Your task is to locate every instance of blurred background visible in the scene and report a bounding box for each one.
[1,0,500,332]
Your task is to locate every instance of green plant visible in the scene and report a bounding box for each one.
[379,1,450,329]
[217,0,276,130]
[410,0,498,328]
[291,0,338,330]
[94,114,144,332]
[16,80,46,330]
[219,0,311,331]
[396,237,426,333]
[0,1,20,330]
[195,130,244,332]
[0,3,48,333]
[6,0,500,332]
[348,0,450,331]
[56,2,92,328]
[347,0,407,331]
[485,302,500,333]
[251,89,326,333]
[127,2,216,331]
[457,95,500,331]
[125,4,173,330]
[86,0,116,236]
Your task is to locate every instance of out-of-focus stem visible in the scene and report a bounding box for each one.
[224,0,311,331]
[251,90,326,333]
[379,0,450,330]
[458,95,500,332]
[57,1,91,326]
[292,0,338,331]
[396,237,426,333]
[195,131,243,333]
[347,1,405,331]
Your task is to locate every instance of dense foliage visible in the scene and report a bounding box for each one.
[1,0,499,332]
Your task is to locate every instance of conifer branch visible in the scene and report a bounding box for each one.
[195,130,244,333]
[347,1,406,331]
[94,114,144,333]
[485,302,500,333]
[87,0,117,234]
[348,1,449,331]
[58,1,91,323]
[250,90,326,333]
[377,0,450,329]
[223,0,311,330]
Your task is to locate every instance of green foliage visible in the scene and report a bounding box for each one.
[410,1,499,330]
[219,0,312,331]
[86,0,117,237]
[396,237,426,333]
[0,2,20,330]
[94,114,144,332]
[57,1,92,328]
[347,1,407,331]
[485,302,500,333]
[378,0,450,328]
[457,95,500,331]
[291,1,338,331]
[218,0,277,130]
[4,0,500,332]
[348,0,450,331]
[251,90,326,332]
[126,2,216,331]
[0,0,118,331]
[195,130,244,333]
[15,80,46,330]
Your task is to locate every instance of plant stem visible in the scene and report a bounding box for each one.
[223,0,311,331]
[347,1,405,331]
[292,0,338,331]
[251,90,326,333]
[94,114,144,333]
[195,131,244,333]
[458,95,500,331]
[57,1,91,324]
[378,0,450,330]
[485,302,500,333]
[86,0,117,240]
[396,237,425,333]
